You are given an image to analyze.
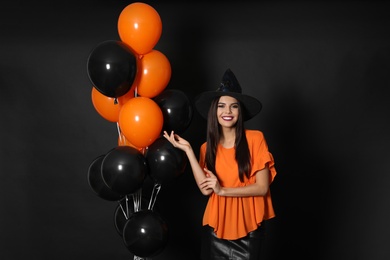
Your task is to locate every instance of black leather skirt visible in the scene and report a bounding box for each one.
[201,224,265,260]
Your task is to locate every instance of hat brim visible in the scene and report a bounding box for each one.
[194,91,262,121]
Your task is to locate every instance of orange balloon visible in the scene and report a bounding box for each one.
[136,50,171,98]
[117,133,146,154]
[91,87,135,122]
[118,97,163,148]
[118,133,135,147]
[117,3,162,55]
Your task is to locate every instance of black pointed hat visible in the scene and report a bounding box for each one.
[194,69,262,121]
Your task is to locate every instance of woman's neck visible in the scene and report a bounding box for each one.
[220,128,236,148]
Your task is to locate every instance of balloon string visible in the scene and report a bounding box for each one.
[118,199,128,220]
[117,122,124,145]
[148,183,162,210]
[132,193,137,212]
[132,188,142,212]
[142,146,148,156]
[125,195,130,218]
[138,188,142,210]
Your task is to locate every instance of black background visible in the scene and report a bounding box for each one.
[1,1,390,259]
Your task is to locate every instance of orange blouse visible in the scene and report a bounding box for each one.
[199,130,277,240]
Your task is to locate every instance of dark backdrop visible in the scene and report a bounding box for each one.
[1,1,390,259]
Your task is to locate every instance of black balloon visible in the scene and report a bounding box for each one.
[87,40,137,98]
[101,146,147,196]
[145,137,187,185]
[87,155,123,201]
[154,89,193,134]
[123,210,168,258]
[114,197,149,236]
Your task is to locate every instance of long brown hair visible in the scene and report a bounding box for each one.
[205,97,251,182]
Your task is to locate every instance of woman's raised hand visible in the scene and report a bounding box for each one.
[163,131,191,153]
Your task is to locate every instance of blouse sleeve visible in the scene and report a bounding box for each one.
[249,130,277,183]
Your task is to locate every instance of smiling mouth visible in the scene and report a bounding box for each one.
[222,116,234,121]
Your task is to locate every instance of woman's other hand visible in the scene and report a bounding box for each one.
[199,168,222,195]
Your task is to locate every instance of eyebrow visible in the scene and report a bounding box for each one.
[218,102,239,105]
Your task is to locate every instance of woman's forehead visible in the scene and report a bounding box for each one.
[218,95,238,103]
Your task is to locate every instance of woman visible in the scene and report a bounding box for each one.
[163,69,277,260]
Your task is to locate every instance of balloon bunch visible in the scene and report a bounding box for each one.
[86,2,193,259]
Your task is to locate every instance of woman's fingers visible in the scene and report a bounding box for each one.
[204,168,215,178]
[163,131,177,145]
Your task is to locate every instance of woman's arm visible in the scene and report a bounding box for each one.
[199,167,270,197]
[163,131,213,196]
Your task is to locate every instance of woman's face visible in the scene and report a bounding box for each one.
[217,95,239,128]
